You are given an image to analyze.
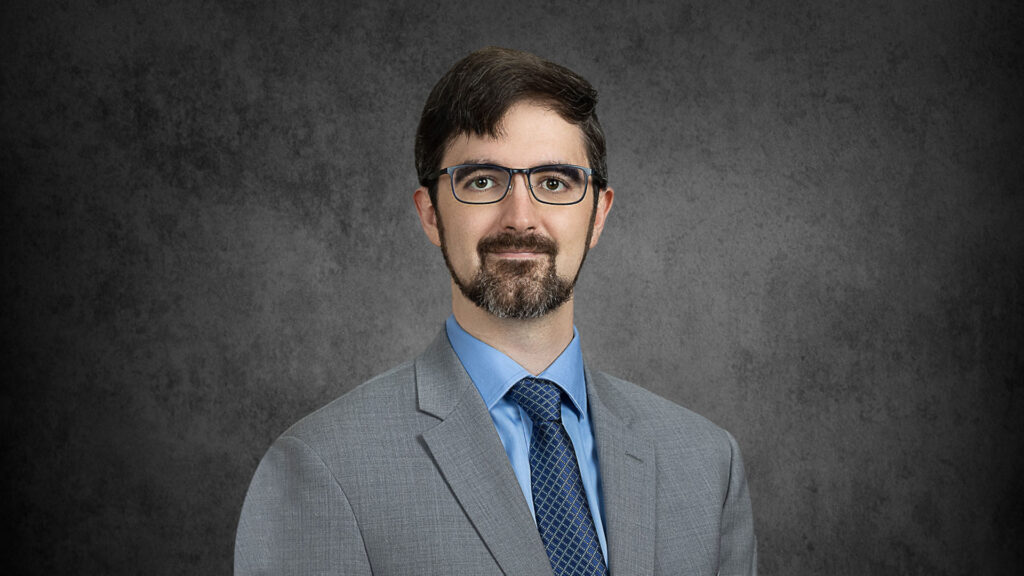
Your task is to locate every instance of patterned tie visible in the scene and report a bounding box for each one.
[507,377,608,576]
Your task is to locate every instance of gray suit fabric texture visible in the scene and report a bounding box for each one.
[235,329,757,575]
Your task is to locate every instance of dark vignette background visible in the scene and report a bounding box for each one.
[2,0,1022,574]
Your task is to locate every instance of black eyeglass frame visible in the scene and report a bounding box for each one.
[433,163,599,206]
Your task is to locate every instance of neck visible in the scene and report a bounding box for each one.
[451,282,575,376]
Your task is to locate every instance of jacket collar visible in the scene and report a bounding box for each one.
[415,329,656,575]
[415,330,554,574]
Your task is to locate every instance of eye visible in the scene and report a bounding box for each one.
[541,178,565,192]
[471,177,496,191]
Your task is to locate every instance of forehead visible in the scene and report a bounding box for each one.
[441,102,588,167]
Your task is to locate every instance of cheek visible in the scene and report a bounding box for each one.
[553,227,589,267]
[443,209,500,258]
[556,211,593,249]
[443,223,484,266]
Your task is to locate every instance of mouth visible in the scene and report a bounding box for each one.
[488,250,546,259]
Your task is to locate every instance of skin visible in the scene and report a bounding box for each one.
[413,101,614,375]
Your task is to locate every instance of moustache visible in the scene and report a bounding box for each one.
[477,232,557,256]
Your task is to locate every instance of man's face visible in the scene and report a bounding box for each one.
[414,101,613,319]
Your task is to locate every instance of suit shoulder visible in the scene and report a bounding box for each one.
[278,360,420,450]
[594,371,737,452]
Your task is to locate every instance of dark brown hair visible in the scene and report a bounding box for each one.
[415,47,608,205]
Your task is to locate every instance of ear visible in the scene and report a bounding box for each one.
[587,187,614,248]
[413,186,442,247]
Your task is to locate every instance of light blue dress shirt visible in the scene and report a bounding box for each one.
[444,315,608,562]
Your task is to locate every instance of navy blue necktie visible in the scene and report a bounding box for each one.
[507,377,608,576]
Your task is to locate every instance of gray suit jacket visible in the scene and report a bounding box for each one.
[235,330,757,575]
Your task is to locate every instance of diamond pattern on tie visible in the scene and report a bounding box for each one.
[507,378,608,576]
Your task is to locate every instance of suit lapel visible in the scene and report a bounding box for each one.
[416,332,553,575]
[587,369,656,576]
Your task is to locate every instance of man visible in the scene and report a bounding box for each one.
[235,47,757,575]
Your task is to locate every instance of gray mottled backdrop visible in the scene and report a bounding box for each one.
[3,0,1021,574]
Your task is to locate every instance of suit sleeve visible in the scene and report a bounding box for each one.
[718,431,758,575]
[234,435,372,575]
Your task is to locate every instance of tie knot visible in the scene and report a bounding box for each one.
[507,377,562,423]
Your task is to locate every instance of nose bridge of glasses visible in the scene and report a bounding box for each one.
[505,168,535,199]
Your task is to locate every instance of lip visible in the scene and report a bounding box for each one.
[488,250,545,259]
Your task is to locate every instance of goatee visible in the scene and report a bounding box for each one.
[441,230,578,320]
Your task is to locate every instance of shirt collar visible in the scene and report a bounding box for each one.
[445,314,587,416]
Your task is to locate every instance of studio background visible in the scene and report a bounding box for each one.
[3,0,1021,574]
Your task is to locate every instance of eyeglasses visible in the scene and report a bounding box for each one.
[434,164,596,205]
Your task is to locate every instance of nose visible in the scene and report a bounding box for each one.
[498,173,539,232]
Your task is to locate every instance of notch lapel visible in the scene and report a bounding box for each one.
[587,369,656,576]
[416,332,553,575]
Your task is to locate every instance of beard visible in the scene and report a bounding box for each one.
[436,212,597,320]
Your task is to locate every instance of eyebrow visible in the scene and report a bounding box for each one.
[537,165,585,183]
[451,166,495,186]
[457,158,572,167]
